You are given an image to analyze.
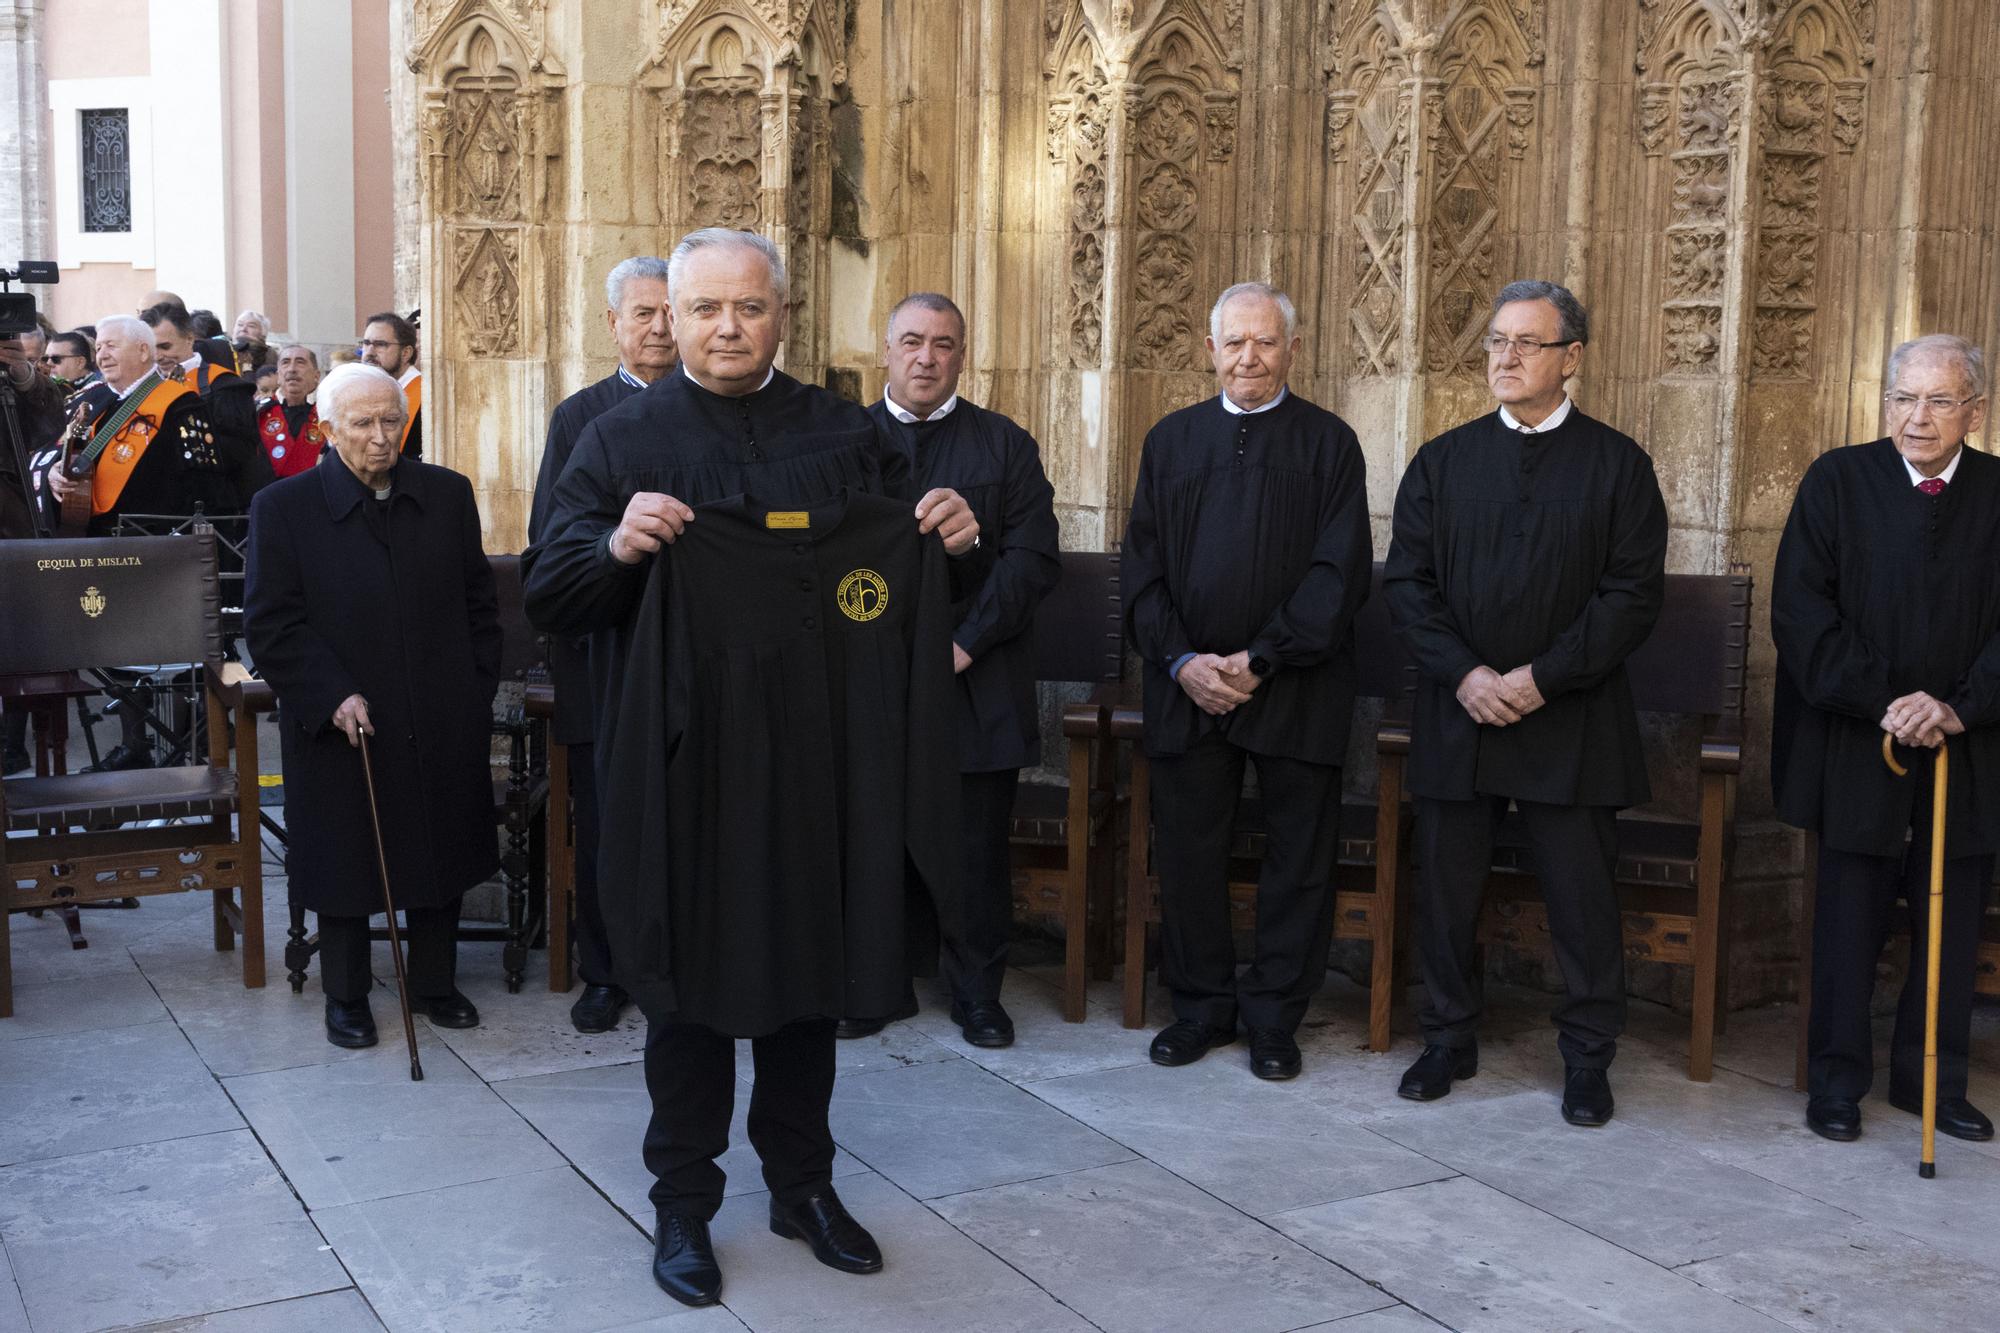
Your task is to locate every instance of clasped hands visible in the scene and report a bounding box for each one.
[1177,651,1264,716]
[1456,664,1545,727]
[609,488,979,564]
[1882,691,1963,750]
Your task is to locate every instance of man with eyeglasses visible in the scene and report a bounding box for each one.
[357,313,423,460]
[1385,279,1667,1127]
[41,332,96,390]
[1774,334,1996,1146]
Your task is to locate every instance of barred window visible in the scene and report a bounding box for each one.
[80,108,132,233]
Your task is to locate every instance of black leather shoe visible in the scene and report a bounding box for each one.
[86,743,154,772]
[1397,1042,1477,1100]
[1806,1096,1862,1141]
[652,1211,722,1307]
[770,1188,883,1274]
[835,992,919,1040]
[1888,1089,1994,1141]
[1248,1027,1302,1080]
[950,998,1015,1049]
[1149,1018,1236,1067]
[325,997,377,1049]
[1561,1066,1615,1126]
[418,990,480,1029]
[569,983,629,1034]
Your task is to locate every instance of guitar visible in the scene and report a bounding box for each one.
[56,396,97,537]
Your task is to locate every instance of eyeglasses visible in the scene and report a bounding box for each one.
[1884,391,1983,415]
[357,339,408,352]
[1480,334,1578,357]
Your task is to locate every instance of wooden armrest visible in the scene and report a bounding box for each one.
[524,682,556,719]
[1108,704,1144,742]
[1061,700,1107,739]
[1700,714,1743,774]
[1375,721,1411,756]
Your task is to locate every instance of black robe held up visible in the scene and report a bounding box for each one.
[1384,408,1667,807]
[244,458,500,915]
[1772,438,2000,858]
[868,398,1062,773]
[1122,392,1374,766]
[597,490,959,1036]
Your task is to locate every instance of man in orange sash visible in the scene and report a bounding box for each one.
[359,312,423,460]
[257,344,328,480]
[143,301,268,504]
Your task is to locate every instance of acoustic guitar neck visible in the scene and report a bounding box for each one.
[57,442,95,537]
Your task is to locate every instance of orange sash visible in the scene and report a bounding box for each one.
[400,374,422,452]
[91,379,197,514]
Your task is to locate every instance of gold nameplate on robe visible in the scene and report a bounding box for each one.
[766,511,810,529]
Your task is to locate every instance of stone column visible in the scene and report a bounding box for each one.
[0,0,52,274]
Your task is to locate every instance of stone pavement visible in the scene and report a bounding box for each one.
[2,880,1997,1333]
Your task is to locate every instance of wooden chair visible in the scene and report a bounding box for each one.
[1010,550,1125,1022]
[1117,563,1415,1050]
[1,532,265,1018]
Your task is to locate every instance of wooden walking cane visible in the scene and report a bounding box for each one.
[359,731,425,1082]
[1881,732,1943,1177]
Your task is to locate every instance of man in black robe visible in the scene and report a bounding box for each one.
[1124,282,1372,1082]
[142,301,270,507]
[528,255,678,1035]
[523,227,979,1309]
[1385,280,1666,1127]
[1774,334,1997,1145]
[845,292,1060,1049]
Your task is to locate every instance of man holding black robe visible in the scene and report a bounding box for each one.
[523,227,979,1308]
[1385,280,1666,1127]
[528,254,677,1035]
[853,292,1060,1049]
[1775,334,1996,1145]
[1124,281,1372,1082]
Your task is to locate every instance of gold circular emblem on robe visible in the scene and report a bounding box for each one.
[836,568,888,622]
[112,442,136,463]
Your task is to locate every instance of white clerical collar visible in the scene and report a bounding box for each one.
[1498,396,1574,434]
[397,366,421,390]
[883,391,958,424]
[683,363,775,395]
[1904,447,1963,488]
[179,352,203,376]
[1221,386,1288,416]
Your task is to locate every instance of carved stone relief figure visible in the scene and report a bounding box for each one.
[1051,54,1109,368]
[1659,73,1739,375]
[455,228,522,357]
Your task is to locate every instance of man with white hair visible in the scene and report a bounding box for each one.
[528,255,677,1035]
[232,309,274,373]
[245,362,499,1050]
[526,226,979,1308]
[1775,333,1997,1145]
[1123,281,1373,1082]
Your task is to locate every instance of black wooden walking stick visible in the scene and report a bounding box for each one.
[1881,732,1942,1177]
[359,730,424,1081]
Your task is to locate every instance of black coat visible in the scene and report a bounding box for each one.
[1773,439,2000,857]
[1384,408,1667,807]
[244,458,501,915]
[868,398,1061,772]
[1123,392,1374,766]
[600,491,959,1034]
[44,380,237,534]
[190,364,272,507]
[0,370,64,539]
[528,370,642,744]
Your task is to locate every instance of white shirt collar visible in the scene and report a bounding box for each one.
[397,366,421,390]
[179,352,203,375]
[115,373,150,400]
[682,362,775,395]
[1220,386,1288,416]
[1904,447,1963,488]
[883,391,958,424]
[617,365,649,390]
[1498,396,1574,433]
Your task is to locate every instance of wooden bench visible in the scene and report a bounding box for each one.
[1116,564,1414,1050]
[2,532,265,1018]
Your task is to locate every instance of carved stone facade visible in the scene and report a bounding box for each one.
[405,0,1999,1007]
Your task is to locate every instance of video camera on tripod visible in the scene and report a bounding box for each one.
[2,260,62,537]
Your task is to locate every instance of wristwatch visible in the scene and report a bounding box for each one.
[1248,654,1273,680]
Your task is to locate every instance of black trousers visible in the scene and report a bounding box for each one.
[317,896,464,1003]
[1150,734,1341,1033]
[1413,797,1625,1067]
[642,1017,837,1219]
[567,743,615,987]
[1808,787,1993,1102]
[944,768,1020,1005]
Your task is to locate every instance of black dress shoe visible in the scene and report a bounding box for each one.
[834,992,919,1040]
[86,743,153,772]
[1806,1096,1862,1141]
[418,990,480,1029]
[1397,1042,1477,1100]
[325,997,378,1049]
[1148,1018,1236,1067]
[1561,1066,1615,1126]
[950,998,1015,1049]
[570,983,629,1034]
[1248,1027,1302,1080]
[652,1211,722,1307]
[769,1188,883,1274]
[1888,1089,1995,1142]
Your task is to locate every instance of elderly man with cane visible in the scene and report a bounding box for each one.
[245,362,500,1052]
[1774,333,1996,1150]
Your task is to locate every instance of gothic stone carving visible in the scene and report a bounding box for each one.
[1659,75,1740,376]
